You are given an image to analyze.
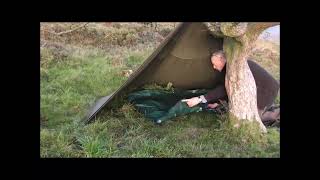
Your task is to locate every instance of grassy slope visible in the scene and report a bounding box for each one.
[40,23,280,157]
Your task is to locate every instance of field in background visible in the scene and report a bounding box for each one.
[40,23,280,157]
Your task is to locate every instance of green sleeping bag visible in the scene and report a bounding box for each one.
[127,88,227,124]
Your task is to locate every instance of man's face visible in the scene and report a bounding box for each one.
[211,54,226,72]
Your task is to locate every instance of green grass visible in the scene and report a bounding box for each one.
[41,56,127,128]
[40,51,279,157]
[40,23,280,158]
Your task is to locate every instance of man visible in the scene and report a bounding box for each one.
[183,50,280,124]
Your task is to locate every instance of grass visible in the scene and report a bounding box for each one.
[40,23,280,158]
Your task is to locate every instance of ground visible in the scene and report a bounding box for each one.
[40,22,280,157]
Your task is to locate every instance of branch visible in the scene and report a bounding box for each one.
[42,23,89,36]
[250,22,279,30]
[207,22,249,38]
[40,41,47,48]
[236,22,280,44]
[220,23,248,37]
[247,22,279,35]
[206,22,225,38]
[207,22,279,46]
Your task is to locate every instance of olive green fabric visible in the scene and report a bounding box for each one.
[131,23,224,89]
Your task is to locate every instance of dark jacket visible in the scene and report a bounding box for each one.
[203,60,279,111]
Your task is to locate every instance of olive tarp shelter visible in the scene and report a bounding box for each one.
[84,22,266,124]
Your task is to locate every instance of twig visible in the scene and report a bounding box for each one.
[42,23,89,36]
[40,42,47,48]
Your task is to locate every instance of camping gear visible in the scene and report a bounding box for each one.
[261,105,280,127]
[127,88,228,124]
[84,22,279,124]
[84,22,224,123]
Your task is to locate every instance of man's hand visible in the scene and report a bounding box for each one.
[207,103,219,109]
[182,97,202,107]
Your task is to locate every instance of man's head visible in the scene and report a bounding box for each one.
[211,50,226,72]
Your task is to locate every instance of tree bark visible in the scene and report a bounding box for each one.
[223,37,267,132]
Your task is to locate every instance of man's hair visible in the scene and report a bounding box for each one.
[211,50,226,62]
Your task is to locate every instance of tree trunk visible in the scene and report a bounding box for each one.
[208,22,279,133]
[223,37,267,133]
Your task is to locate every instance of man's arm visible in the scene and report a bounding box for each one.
[201,84,228,103]
[183,84,228,108]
